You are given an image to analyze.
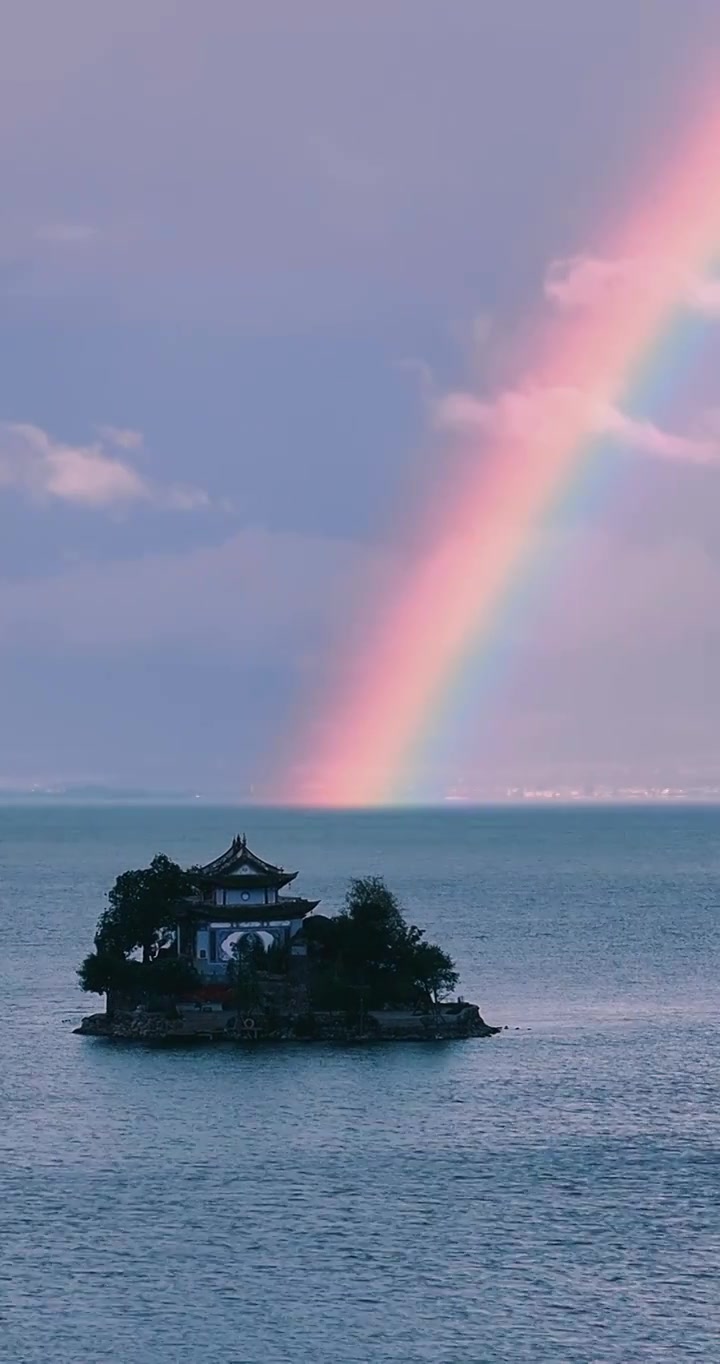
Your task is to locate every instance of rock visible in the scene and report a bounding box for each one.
[74,1003,501,1044]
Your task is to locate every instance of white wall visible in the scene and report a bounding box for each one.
[213,887,279,906]
[228,887,265,905]
[195,929,210,960]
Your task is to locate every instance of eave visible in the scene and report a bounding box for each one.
[177,897,319,924]
[195,871,297,891]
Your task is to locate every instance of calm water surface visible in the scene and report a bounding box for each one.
[2,805,719,1363]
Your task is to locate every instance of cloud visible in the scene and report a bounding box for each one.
[544,254,720,317]
[0,424,148,506]
[435,385,719,466]
[164,484,210,511]
[96,425,144,451]
[598,407,717,463]
[684,275,720,315]
[0,423,208,510]
[0,527,395,651]
[33,222,97,244]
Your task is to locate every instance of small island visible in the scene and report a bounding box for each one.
[75,834,499,1043]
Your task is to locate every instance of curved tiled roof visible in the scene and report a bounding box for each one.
[198,834,297,886]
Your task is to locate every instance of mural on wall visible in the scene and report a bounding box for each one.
[215,924,289,959]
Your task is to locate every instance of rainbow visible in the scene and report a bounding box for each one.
[288,82,720,806]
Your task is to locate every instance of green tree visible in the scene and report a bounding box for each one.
[336,877,411,1010]
[78,853,199,995]
[306,877,460,1012]
[78,950,199,999]
[77,951,142,995]
[94,854,197,962]
[409,940,459,1009]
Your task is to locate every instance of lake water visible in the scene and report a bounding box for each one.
[2,804,719,1363]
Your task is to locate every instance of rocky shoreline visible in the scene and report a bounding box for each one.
[75,1001,500,1044]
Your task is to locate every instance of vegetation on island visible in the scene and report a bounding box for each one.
[78,858,459,1016]
[78,854,201,998]
[304,877,458,1010]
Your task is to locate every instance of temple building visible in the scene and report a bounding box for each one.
[176,835,319,978]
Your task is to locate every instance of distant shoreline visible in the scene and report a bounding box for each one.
[4,795,720,809]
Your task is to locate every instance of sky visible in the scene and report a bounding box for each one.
[1,1,720,799]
